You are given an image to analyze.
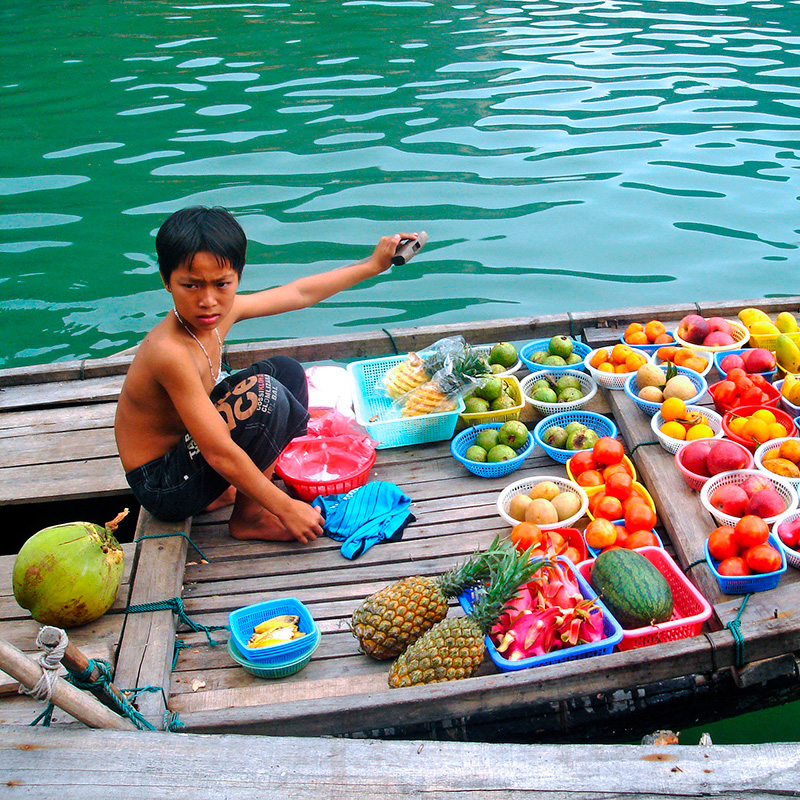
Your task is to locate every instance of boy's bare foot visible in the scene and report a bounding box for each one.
[229,507,295,541]
[205,485,236,512]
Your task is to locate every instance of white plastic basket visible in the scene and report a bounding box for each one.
[651,406,723,454]
[583,348,652,390]
[520,370,598,416]
[699,468,798,528]
[496,475,589,529]
[673,318,750,353]
[771,509,800,569]
[754,437,800,492]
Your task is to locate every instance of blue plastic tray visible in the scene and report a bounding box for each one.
[450,422,534,478]
[458,557,623,672]
[705,532,787,595]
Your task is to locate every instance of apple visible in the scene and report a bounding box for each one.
[677,314,710,345]
[745,488,786,518]
[680,440,713,477]
[706,441,749,475]
[706,317,734,336]
[703,331,735,347]
[709,484,749,517]
[740,474,772,498]
[719,353,746,373]
[777,517,800,549]
[742,348,776,374]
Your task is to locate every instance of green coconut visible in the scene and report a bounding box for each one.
[12,509,127,628]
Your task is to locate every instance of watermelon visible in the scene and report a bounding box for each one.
[589,548,673,629]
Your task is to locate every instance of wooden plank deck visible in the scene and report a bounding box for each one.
[4,725,800,799]
[2,298,800,737]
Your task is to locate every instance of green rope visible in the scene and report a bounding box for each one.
[137,531,209,561]
[684,558,706,572]
[124,596,227,646]
[381,327,399,354]
[725,593,752,668]
[125,685,184,731]
[630,440,660,456]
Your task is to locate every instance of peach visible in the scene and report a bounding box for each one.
[706,317,734,336]
[744,488,786,518]
[740,474,773,498]
[742,348,776,373]
[677,314,710,345]
[709,484,749,517]
[706,441,749,475]
[719,353,746,373]
[703,331,735,347]
[681,440,713,477]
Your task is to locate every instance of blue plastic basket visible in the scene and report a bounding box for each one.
[533,411,618,464]
[618,330,675,355]
[227,634,320,679]
[458,557,623,672]
[346,355,465,449]
[623,366,708,417]
[229,598,319,663]
[450,422,534,478]
[704,532,787,595]
[713,348,777,380]
[519,338,592,373]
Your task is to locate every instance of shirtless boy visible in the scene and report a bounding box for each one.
[115,206,417,544]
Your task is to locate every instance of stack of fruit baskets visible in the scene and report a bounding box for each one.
[450,421,534,478]
[520,369,597,416]
[227,598,321,679]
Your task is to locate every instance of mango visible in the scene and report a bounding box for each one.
[776,335,800,375]
[775,311,799,334]
[749,320,780,336]
[738,307,773,328]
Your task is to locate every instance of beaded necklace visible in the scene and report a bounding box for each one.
[173,309,222,382]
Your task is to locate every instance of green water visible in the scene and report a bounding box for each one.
[2,0,800,742]
[2,0,799,370]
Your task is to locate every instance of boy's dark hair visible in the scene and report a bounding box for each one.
[156,206,247,281]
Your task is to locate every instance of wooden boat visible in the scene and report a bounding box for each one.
[2,297,800,740]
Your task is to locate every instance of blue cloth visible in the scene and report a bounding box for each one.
[315,481,414,560]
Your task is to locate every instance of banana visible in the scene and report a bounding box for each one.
[776,334,800,375]
[253,614,300,635]
[738,307,773,328]
[775,311,799,334]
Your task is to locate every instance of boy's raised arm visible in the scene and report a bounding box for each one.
[231,232,419,323]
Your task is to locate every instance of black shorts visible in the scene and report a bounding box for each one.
[125,356,309,521]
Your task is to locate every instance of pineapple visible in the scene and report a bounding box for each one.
[383,352,431,400]
[388,549,542,688]
[350,537,511,661]
[400,348,490,417]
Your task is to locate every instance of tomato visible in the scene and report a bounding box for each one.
[624,501,657,532]
[734,515,769,550]
[717,556,752,576]
[585,518,617,550]
[563,546,582,563]
[602,462,632,481]
[593,437,625,466]
[727,367,747,383]
[707,526,740,561]
[594,495,624,520]
[568,450,597,477]
[576,469,605,488]
[741,386,764,406]
[588,490,606,514]
[511,522,543,552]
[745,543,782,574]
[613,524,630,547]
[625,530,659,549]
[713,380,737,406]
[605,471,633,501]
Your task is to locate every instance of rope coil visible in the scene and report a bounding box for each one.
[18,627,68,703]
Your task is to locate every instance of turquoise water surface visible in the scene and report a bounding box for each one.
[2,0,799,369]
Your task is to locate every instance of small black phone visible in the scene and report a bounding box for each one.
[391,231,428,265]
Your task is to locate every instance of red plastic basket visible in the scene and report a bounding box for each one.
[275,443,376,501]
[576,546,712,650]
[721,405,796,453]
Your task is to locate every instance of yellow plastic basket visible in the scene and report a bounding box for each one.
[749,330,800,353]
[459,375,524,426]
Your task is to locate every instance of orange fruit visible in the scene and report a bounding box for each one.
[752,408,776,424]
[682,356,707,374]
[598,362,614,373]
[590,348,609,368]
[644,320,666,342]
[768,422,789,440]
[657,346,678,363]
[654,333,673,344]
[660,420,687,440]
[743,417,770,444]
[627,331,648,345]
[728,416,748,436]
[624,322,644,340]
[686,423,715,440]
[661,397,687,422]
[611,343,631,364]
[779,439,800,463]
